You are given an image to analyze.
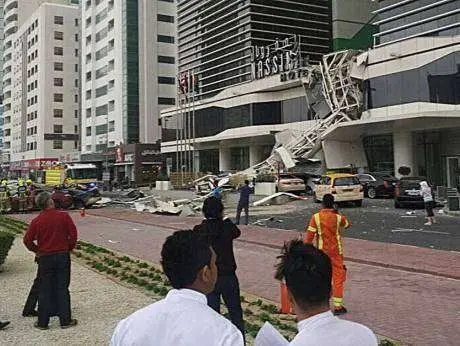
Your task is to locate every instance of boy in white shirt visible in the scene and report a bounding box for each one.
[275,240,377,346]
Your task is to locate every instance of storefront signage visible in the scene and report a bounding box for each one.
[141,150,159,156]
[251,35,307,82]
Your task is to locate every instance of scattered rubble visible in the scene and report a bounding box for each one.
[253,192,307,207]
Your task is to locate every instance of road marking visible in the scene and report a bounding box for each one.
[391,228,450,235]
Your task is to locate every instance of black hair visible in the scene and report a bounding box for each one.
[323,194,335,209]
[202,196,224,220]
[244,180,249,185]
[275,240,332,310]
[161,230,212,289]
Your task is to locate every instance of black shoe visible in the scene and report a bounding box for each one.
[23,310,38,317]
[0,321,10,330]
[61,319,78,329]
[333,306,348,316]
[34,321,49,330]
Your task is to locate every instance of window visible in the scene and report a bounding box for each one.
[86,108,92,118]
[86,53,92,63]
[96,104,108,116]
[95,85,108,98]
[75,79,79,87]
[96,46,108,60]
[74,141,78,150]
[158,97,175,105]
[54,125,63,133]
[86,127,92,136]
[74,125,78,134]
[86,17,92,28]
[157,14,174,23]
[75,34,79,42]
[54,78,63,86]
[95,8,108,24]
[158,76,175,85]
[74,110,79,119]
[86,90,92,99]
[86,71,92,81]
[96,124,108,135]
[54,93,63,102]
[75,64,79,72]
[75,49,79,57]
[96,28,108,42]
[53,140,63,149]
[54,16,64,25]
[158,35,175,44]
[54,62,63,71]
[54,31,64,40]
[75,18,79,27]
[74,94,79,103]
[108,100,115,111]
[54,47,63,56]
[158,56,175,64]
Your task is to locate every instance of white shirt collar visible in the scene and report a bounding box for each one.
[165,288,208,305]
[297,311,335,332]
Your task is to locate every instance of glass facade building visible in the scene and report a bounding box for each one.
[374,0,460,46]
[178,0,332,99]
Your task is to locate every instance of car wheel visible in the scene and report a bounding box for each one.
[355,200,363,207]
[367,187,377,199]
[394,200,401,208]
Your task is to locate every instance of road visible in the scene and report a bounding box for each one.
[241,198,460,252]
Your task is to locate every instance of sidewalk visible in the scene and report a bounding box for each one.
[0,239,151,346]
[12,210,460,345]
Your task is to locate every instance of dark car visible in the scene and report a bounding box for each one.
[394,177,431,208]
[357,173,398,199]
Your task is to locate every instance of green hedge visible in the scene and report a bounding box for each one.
[0,230,15,265]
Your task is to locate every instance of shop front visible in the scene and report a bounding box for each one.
[113,143,162,187]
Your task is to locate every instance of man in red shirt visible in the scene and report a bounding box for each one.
[23,192,78,330]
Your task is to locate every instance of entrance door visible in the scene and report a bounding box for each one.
[447,157,460,189]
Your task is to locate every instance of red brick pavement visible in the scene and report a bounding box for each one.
[85,208,460,280]
[12,211,460,345]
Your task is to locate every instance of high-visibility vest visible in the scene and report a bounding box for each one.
[306,209,350,256]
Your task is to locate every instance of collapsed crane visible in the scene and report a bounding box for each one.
[243,50,364,175]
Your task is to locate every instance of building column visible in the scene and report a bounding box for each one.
[193,151,200,173]
[219,147,231,172]
[393,132,415,178]
[249,146,265,167]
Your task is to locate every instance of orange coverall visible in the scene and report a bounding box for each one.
[305,208,350,309]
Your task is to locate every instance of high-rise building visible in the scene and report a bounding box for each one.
[139,0,177,144]
[322,0,460,187]
[3,2,80,176]
[177,0,332,100]
[373,0,460,46]
[81,0,176,154]
[0,0,5,161]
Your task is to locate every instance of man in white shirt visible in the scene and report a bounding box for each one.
[110,230,244,346]
[274,240,378,346]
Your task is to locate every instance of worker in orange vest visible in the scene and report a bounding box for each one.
[305,193,350,315]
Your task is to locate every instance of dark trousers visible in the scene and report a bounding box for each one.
[236,203,249,225]
[23,266,57,317]
[23,268,39,315]
[37,252,72,327]
[207,274,245,340]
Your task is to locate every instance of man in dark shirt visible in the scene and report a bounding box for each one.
[23,192,78,330]
[194,197,245,339]
[236,180,251,225]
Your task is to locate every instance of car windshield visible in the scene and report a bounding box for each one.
[68,168,98,180]
[334,177,360,186]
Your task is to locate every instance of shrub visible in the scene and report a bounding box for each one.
[0,231,15,266]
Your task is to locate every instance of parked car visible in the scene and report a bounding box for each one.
[357,172,398,199]
[313,173,363,206]
[394,177,431,208]
[276,173,306,193]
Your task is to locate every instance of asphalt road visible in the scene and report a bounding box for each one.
[242,198,460,252]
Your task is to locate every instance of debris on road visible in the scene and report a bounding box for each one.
[108,240,120,244]
[252,217,283,226]
[253,192,307,207]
